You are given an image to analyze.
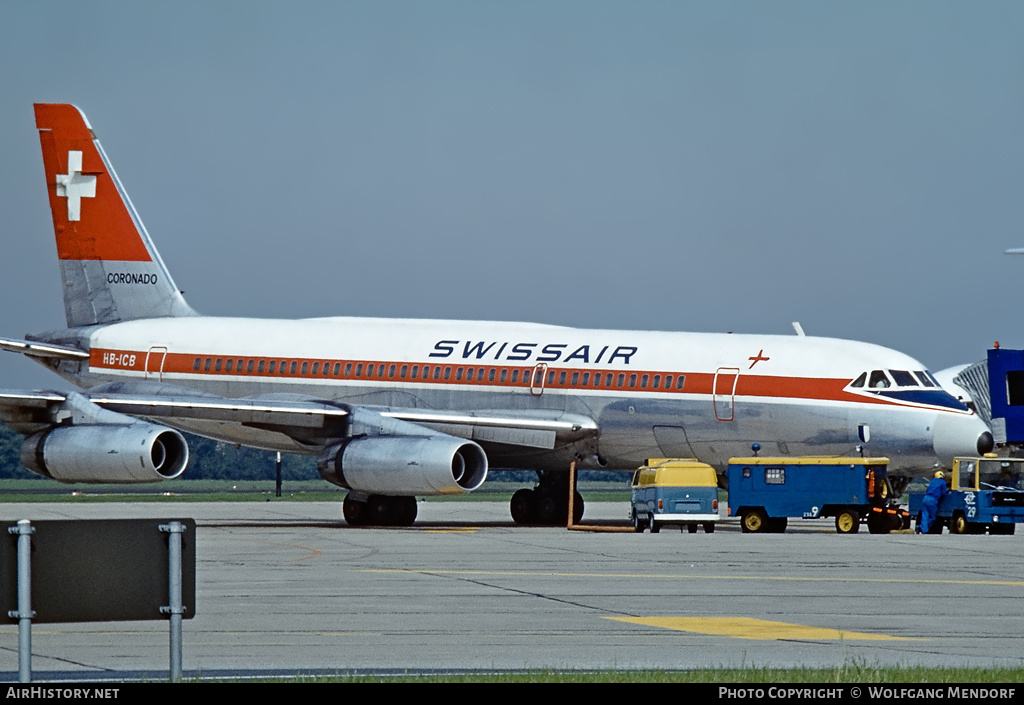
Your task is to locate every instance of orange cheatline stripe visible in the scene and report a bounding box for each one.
[87,347,910,407]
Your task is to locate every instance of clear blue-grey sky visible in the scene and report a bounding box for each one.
[1,1,1022,390]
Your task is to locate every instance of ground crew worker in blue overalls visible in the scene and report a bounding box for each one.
[918,470,949,534]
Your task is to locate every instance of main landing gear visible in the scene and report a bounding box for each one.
[343,493,417,527]
[510,469,585,526]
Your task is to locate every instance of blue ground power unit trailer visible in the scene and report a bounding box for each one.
[727,456,909,534]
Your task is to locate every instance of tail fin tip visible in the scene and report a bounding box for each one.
[34,102,195,327]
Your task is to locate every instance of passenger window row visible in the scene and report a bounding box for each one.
[189,356,686,391]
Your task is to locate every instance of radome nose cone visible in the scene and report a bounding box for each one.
[933,412,992,465]
[977,431,994,455]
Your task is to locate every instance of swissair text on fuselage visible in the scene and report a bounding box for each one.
[429,341,638,365]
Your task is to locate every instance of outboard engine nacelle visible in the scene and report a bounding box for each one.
[21,423,189,483]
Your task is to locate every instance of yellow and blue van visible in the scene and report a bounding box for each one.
[631,459,720,533]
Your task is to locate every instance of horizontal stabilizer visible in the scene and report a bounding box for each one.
[0,336,89,360]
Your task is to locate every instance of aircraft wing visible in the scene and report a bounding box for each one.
[383,409,596,449]
[0,388,351,444]
[0,387,597,451]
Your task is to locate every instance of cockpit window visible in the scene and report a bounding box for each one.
[868,370,891,388]
[889,370,918,387]
[850,372,866,388]
[914,371,935,387]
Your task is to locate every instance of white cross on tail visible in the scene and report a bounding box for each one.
[55,150,97,221]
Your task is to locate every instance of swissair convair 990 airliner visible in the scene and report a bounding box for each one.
[0,104,993,526]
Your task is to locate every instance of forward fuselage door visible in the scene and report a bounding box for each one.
[145,346,168,381]
[713,367,740,421]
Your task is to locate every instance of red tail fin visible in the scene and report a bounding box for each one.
[35,104,152,262]
[34,104,194,326]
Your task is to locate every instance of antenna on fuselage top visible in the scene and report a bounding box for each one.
[792,322,806,336]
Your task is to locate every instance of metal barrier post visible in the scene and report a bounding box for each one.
[276,451,283,498]
[8,520,35,683]
[159,521,185,682]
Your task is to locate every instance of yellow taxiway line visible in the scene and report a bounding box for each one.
[605,616,916,641]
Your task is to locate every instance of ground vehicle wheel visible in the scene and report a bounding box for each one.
[901,514,912,530]
[510,489,536,525]
[649,514,660,533]
[867,513,891,534]
[741,508,768,533]
[768,518,788,533]
[949,512,967,535]
[687,524,698,534]
[835,510,859,534]
[632,509,644,533]
[703,522,715,534]
[990,523,1016,535]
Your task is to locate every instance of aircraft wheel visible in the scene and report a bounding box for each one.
[536,494,560,525]
[741,508,767,533]
[949,512,967,535]
[703,523,715,534]
[572,491,585,524]
[343,494,370,526]
[511,489,536,525]
[687,524,698,534]
[395,496,418,527]
[368,495,397,525]
[835,510,859,534]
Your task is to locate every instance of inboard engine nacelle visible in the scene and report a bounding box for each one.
[21,423,190,483]
[318,434,488,495]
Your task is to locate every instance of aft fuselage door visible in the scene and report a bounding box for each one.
[531,363,548,396]
[145,346,168,381]
[713,367,740,421]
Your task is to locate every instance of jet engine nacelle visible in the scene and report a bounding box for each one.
[318,434,488,495]
[21,423,189,483]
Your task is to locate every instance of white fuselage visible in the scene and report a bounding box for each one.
[50,315,988,475]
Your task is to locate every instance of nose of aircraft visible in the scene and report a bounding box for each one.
[933,411,994,466]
